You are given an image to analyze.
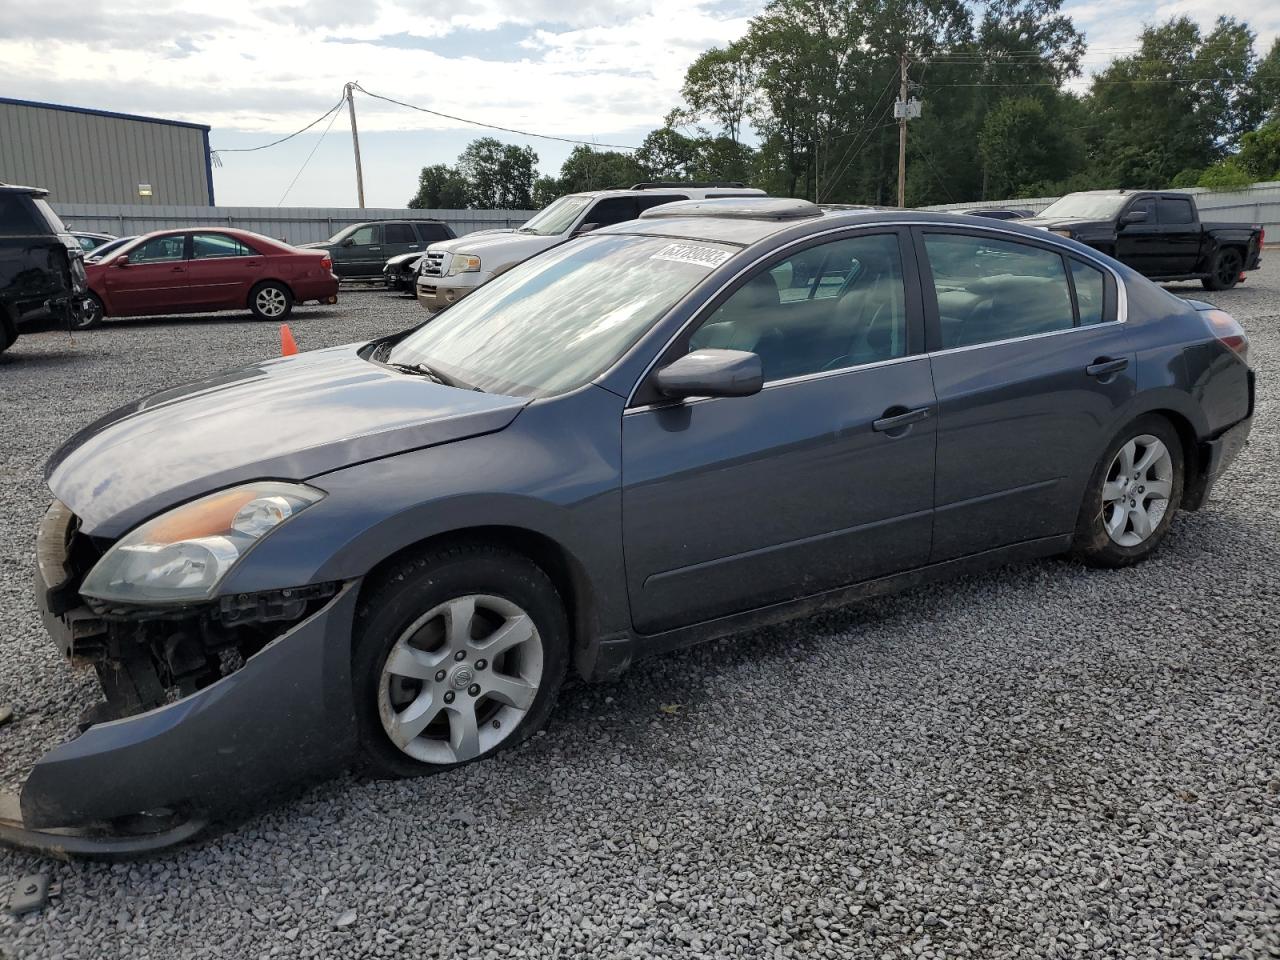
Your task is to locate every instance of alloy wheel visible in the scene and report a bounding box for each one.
[1102,434,1173,547]
[377,594,543,765]
[255,287,289,318]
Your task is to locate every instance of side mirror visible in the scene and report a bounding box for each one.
[653,349,763,400]
[1121,209,1148,226]
[573,222,600,237]
[341,237,356,247]
[114,255,129,267]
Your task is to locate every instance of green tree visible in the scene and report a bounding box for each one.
[681,41,759,142]
[553,145,647,193]
[407,163,469,209]
[637,126,698,180]
[1238,118,1280,178]
[457,137,538,209]
[978,95,1081,198]
[1197,159,1253,189]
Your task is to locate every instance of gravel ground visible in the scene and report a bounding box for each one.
[0,269,1276,959]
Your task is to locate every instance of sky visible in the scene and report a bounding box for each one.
[0,0,1277,209]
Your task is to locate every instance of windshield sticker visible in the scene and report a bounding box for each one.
[650,243,732,269]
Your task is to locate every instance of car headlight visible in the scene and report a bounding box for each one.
[80,482,324,605]
[448,254,481,276]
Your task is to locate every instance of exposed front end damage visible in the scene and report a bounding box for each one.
[2,501,361,856]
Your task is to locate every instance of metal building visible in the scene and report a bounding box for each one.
[0,97,214,206]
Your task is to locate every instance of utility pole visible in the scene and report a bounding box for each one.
[896,54,906,208]
[345,82,366,209]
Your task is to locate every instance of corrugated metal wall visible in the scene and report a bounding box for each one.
[52,203,537,243]
[0,99,212,206]
[921,182,1280,236]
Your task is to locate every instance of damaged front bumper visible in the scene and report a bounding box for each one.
[3,501,361,856]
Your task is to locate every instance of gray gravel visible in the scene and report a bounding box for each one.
[0,270,1277,959]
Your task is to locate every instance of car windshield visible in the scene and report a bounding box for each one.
[386,234,736,397]
[1037,194,1129,219]
[516,196,592,236]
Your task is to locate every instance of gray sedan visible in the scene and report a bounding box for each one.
[11,198,1254,853]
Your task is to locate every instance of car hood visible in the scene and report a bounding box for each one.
[385,253,422,268]
[47,344,529,537]
[296,241,330,250]
[431,231,560,262]
[1019,217,1103,231]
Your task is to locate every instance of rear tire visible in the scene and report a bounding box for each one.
[249,281,293,321]
[352,542,569,779]
[1202,247,1243,291]
[74,293,104,330]
[0,310,16,353]
[1071,415,1185,568]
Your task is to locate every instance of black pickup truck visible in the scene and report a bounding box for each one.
[0,183,87,354]
[1022,190,1263,290]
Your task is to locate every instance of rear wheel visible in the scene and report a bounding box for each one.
[0,310,16,353]
[249,281,293,321]
[1072,416,1184,568]
[74,293,104,330]
[1202,247,1243,291]
[352,543,569,778]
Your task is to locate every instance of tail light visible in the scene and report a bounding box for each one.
[1203,308,1248,363]
[320,255,332,272]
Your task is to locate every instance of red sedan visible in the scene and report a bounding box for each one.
[78,228,339,328]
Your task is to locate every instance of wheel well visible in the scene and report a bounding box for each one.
[1142,408,1204,502]
[357,526,595,666]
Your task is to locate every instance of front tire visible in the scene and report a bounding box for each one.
[352,543,569,778]
[249,281,293,321]
[1202,247,1243,291]
[1072,415,1184,568]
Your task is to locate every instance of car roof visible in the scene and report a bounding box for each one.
[563,185,767,201]
[0,183,48,197]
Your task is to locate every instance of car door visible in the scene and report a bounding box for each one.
[1156,196,1200,274]
[338,224,383,276]
[1114,197,1159,274]
[102,234,190,315]
[915,226,1135,561]
[383,222,420,260]
[621,229,937,635]
[185,232,264,309]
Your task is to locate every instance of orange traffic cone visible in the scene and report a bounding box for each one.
[280,324,298,356]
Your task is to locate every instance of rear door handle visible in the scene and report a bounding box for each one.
[1086,357,1129,378]
[873,406,931,433]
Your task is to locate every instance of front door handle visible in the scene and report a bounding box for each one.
[873,406,931,433]
[170,266,184,273]
[1086,357,1129,378]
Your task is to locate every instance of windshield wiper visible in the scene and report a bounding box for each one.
[387,361,480,391]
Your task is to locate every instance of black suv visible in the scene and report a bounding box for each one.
[0,184,86,354]
[298,219,456,279]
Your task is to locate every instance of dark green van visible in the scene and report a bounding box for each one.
[300,219,455,278]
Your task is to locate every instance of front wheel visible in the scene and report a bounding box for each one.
[249,281,293,321]
[352,543,569,778]
[1202,248,1243,291]
[1072,416,1184,568]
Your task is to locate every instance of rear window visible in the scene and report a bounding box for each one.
[0,195,45,234]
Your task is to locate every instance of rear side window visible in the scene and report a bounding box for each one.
[924,233,1074,348]
[1070,260,1107,325]
[384,223,417,244]
[1157,198,1194,224]
[415,223,451,242]
[0,195,44,234]
[192,233,257,258]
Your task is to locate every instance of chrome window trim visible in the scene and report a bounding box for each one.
[622,219,1128,409]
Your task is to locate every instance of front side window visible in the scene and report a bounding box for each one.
[384,223,417,244]
[129,235,186,263]
[924,233,1074,348]
[583,198,641,229]
[192,233,257,259]
[689,233,908,382]
[349,225,380,246]
[1157,198,1194,224]
[77,236,98,252]
[1126,198,1156,222]
[387,234,734,397]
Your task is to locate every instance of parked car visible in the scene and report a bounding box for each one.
[382,252,423,292]
[964,208,1034,220]
[78,228,339,328]
[70,231,116,252]
[0,183,86,353]
[9,199,1254,854]
[415,182,765,312]
[299,219,455,279]
[1021,190,1263,290]
[84,235,137,262]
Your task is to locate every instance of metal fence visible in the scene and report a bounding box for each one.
[51,203,538,244]
[920,181,1280,237]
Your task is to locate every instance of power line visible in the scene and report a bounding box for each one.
[277,101,342,206]
[211,97,346,157]
[818,71,901,202]
[351,83,642,151]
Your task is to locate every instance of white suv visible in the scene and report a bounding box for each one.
[415,182,765,312]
